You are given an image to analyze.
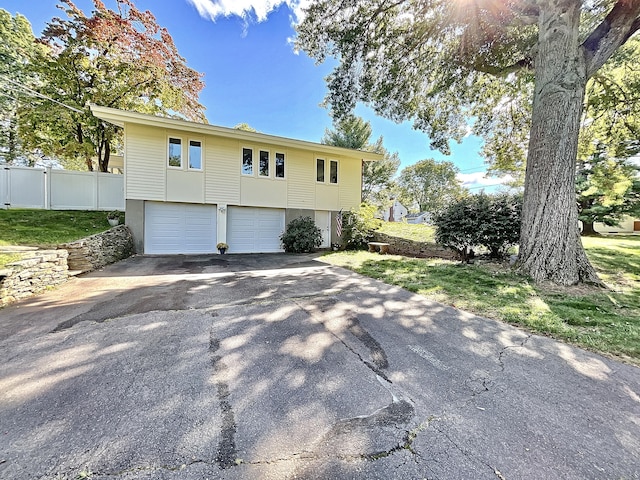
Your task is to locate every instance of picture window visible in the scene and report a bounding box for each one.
[189,140,202,170]
[316,158,325,182]
[275,152,285,178]
[330,160,338,184]
[259,150,269,177]
[242,148,253,175]
[168,137,182,168]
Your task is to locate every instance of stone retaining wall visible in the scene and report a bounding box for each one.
[371,232,459,260]
[59,225,134,272]
[0,250,68,306]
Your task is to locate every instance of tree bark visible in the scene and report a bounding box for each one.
[100,140,110,173]
[518,0,603,286]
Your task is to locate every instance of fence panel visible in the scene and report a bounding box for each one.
[7,167,46,209]
[50,170,97,210]
[0,167,7,208]
[97,173,125,210]
[0,166,123,211]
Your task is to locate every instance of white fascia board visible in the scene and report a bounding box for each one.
[90,104,383,162]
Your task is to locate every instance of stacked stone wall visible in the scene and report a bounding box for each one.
[0,250,68,306]
[371,232,458,260]
[59,225,134,272]
[1,225,134,307]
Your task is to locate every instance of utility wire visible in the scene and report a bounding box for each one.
[0,74,84,114]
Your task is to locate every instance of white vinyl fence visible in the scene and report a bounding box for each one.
[0,165,124,211]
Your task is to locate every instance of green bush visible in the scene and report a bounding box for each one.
[280,216,322,253]
[433,193,522,261]
[342,203,383,249]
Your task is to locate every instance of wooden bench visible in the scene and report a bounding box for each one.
[368,242,390,254]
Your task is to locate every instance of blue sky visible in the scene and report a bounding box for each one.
[1,0,509,190]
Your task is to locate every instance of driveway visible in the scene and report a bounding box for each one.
[0,254,638,479]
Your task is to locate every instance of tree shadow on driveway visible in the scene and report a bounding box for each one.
[0,254,638,479]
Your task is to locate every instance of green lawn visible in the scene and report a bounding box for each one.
[377,221,436,242]
[322,231,640,365]
[0,209,115,248]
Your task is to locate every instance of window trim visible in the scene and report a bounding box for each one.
[329,159,339,184]
[242,146,254,176]
[188,139,203,171]
[275,152,286,180]
[168,136,183,169]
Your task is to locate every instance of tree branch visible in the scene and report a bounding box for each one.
[583,1,640,78]
[473,57,533,75]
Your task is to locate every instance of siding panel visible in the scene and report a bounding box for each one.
[125,124,165,201]
[339,157,362,210]
[205,136,241,204]
[287,148,315,208]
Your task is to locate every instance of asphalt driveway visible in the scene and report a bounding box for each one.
[0,254,638,479]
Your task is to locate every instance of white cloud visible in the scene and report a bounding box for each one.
[457,172,515,190]
[186,0,311,23]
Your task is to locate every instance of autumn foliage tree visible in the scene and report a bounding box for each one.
[296,0,640,286]
[20,0,205,171]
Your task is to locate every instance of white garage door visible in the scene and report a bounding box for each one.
[227,207,285,253]
[144,202,217,254]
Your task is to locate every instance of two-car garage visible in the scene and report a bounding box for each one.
[143,202,285,254]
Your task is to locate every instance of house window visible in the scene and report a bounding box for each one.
[316,158,325,182]
[189,140,202,170]
[259,150,269,177]
[168,138,182,168]
[330,160,338,184]
[242,148,253,175]
[275,152,285,178]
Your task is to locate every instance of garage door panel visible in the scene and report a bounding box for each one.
[227,207,284,253]
[145,202,217,254]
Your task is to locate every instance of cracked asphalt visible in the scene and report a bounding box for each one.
[0,253,638,479]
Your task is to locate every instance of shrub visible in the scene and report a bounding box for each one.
[280,216,322,253]
[433,193,522,261]
[341,203,383,250]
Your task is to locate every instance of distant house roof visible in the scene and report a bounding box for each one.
[406,212,430,219]
[90,104,384,162]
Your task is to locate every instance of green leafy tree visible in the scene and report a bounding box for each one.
[397,159,463,213]
[480,37,640,186]
[580,36,640,162]
[296,1,640,286]
[0,10,45,165]
[322,114,372,150]
[322,115,400,203]
[362,136,401,205]
[19,0,205,171]
[577,149,640,235]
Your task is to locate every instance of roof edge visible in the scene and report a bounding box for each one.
[90,104,384,161]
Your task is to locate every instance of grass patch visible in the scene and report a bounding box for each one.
[0,253,23,269]
[376,222,435,243]
[0,209,113,248]
[322,235,640,364]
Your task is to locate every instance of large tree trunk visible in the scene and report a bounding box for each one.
[518,1,603,286]
[580,221,599,236]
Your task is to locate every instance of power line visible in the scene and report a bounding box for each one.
[0,74,84,114]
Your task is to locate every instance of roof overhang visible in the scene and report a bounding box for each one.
[90,104,384,162]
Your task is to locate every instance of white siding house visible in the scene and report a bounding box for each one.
[382,199,408,222]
